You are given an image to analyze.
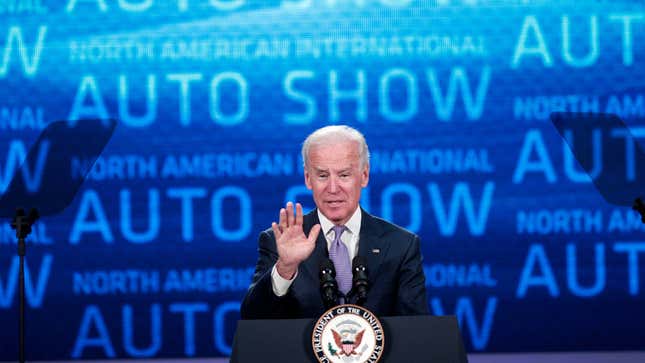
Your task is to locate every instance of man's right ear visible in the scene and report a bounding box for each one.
[304,170,313,190]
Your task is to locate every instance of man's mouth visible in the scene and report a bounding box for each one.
[326,200,345,206]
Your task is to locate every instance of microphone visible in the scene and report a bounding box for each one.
[319,258,339,309]
[351,256,369,306]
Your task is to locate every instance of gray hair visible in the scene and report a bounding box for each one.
[301,125,370,169]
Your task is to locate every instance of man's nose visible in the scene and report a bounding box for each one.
[328,175,339,193]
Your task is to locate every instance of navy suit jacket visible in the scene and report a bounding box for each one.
[240,208,429,319]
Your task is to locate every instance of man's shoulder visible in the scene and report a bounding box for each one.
[362,210,419,241]
[260,226,274,236]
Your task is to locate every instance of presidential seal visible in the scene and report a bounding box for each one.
[311,304,385,363]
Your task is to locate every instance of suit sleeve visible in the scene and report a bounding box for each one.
[395,234,430,315]
[240,230,298,319]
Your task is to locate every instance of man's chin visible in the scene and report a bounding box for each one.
[321,209,347,223]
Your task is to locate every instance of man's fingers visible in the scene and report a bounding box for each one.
[295,203,304,226]
[307,224,322,244]
[286,202,295,227]
[279,208,287,229]
[271,222,282,240]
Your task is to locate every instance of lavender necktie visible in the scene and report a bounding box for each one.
[329,225,352,296]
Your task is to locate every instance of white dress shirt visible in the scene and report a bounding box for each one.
[271,207,362,296]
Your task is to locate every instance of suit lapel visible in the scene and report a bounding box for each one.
[357,209,389,280]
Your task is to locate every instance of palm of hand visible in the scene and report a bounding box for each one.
[272,202,322,273]
[276,225,315,265]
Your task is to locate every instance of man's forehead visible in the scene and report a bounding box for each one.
[309,143,359,159]
[310,164,355,172]
[306,140,364,170]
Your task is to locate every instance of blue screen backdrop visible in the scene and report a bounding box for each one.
[1,0,644,359]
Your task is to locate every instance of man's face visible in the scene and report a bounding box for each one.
[304,140,369,225]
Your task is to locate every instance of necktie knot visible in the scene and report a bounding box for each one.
[332,225,345,241]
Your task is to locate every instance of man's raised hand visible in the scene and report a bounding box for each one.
[272,202,321,279]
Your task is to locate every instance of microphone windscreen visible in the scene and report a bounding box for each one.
[320,258,336,277]
[352,255,367,269]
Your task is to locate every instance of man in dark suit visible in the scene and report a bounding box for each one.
[241,126,428,319]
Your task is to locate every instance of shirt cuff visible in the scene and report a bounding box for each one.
[271,263,297,297]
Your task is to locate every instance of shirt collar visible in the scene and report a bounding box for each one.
[317,206,362,236]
